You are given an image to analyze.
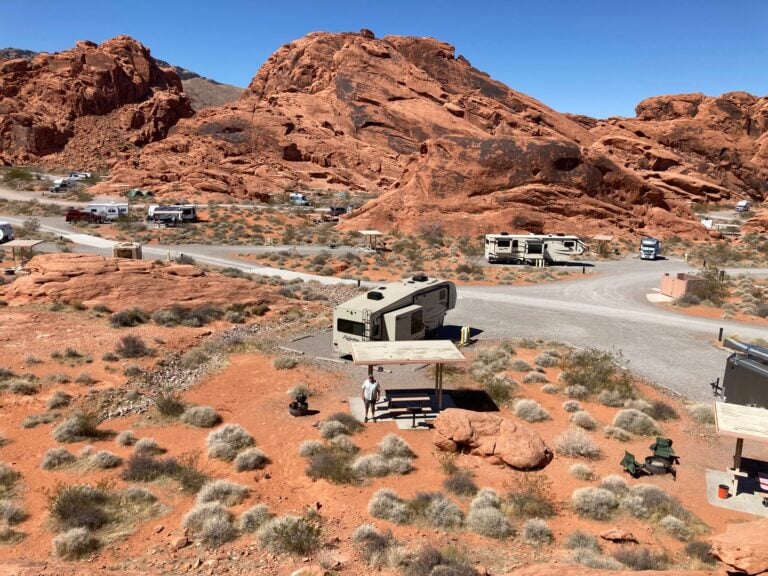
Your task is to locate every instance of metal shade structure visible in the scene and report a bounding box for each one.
[2,239,44,263]
[350,340,466,409]
[715,401,768,496]
[358,230,383,251]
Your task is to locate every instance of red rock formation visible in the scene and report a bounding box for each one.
[710,516,768,575]
[0,36,192,168]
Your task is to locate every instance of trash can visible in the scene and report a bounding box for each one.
[718,484,729,499]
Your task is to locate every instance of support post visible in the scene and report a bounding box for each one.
[368,364,373,379]
[733,437,744,471]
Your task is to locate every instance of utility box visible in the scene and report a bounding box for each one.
[113,242,142,260]
[719,339,768,408]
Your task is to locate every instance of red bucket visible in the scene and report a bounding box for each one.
[718,484,729,499]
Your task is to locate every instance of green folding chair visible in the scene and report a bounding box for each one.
[649,437,679,464]
[620,451,645,477]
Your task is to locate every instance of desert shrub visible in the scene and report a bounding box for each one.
[562,400,581,412]
[565,530,601,552]
[207,424,254,461]
[646,400,679,421]
[9,379,39,395]
[324,412,364,434]
[47,390,72,410]
[234,447,269,472]
[386,457,413,475]
[298,440,324,458]
[115,335,151,358]
[352,524,397,567]
[612,409,660,436]
[659,514,693,541]
[53,527,100,559]
[180,405,221,428]
[444,470,478,496]
[287,383,313,398]
[47,484,109,530]
[181,347,210,368]
[240,504,272,533]
[535,353,558,368]
[599,475,628,496]
[91,304,112,315]
[21,413,57,429]
[514,399,550,422]
[121,487,157,503]
[368,489,411,524]
[555,428,601,459]
[0,462,18,496]
[684,541,716,565]
[116,430,137,447]
[329,434,359,454]
[352,454,391,478]
[0,499,26,524]
[522,518,553,544]
[560,348,635,399]
[540,384,559,394]
[123,364,142,377]
[624,398,653,413]
[612,547,669,571]
[603,426,631,442]
[151,304,223,327]
[687,403,715,425]
[304,444,357,485]
[272,356,297,370]
[318,420,349,440]
[402,545,478,576]
[42,448,76,470]
[154,392,185,417]
[506,473,556,518]
[569,463,595,480]
[571,548,623,570]
[483,374,516,405]
[258,513,322,555]
[622,484,691,523]
[571,487,618,520]
[47,373,71,384]
[0,525,24,544]
[378,434,415,459]
[421,492,465,529]
[182,502,236,548]
[570,410,598,430]
[134,438,164,456]
[598,389,625,407]
[470,488,502,511]
[109,307,148,328]
[466,506,512,539]
[564,384,589,399]
[52,411,107,443]
[74,372,96,386]
[89,450,122,470]
[196,479,249,506]
[509,359,533,372]
[524,371,549,384]
[121,453,207,493]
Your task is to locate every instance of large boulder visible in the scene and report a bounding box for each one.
[433,408,552,469]
[710,517,768,575]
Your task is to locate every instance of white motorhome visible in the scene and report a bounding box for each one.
[86,203,129,222]
[289,192,310,206]
[484,233,585,265]
[0,222,14,243]
[148,204,197,223]
[333,275,457,356]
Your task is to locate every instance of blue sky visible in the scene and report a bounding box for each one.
[2,0,765,117]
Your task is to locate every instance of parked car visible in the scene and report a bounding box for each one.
[735,199,752,212]
[65,209,103,223]
[69,172,92,180]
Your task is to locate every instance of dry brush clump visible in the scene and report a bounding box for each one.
[603,426,631,442]
[570,410,598,430]
[612,547,669,571]
[234,447,269,472]
[443,470,478,497]
[368,489,411,525]
[53,527,100,559]
[196,480,249,506]
[402,545,478,576]
[239,504,272,533]
[569,463,595,481]
[571,487,619,521]
[52,411,109,443]
[257,512,322,555]
[181,405,221,428]
[687,403,715,425]
[134,437,164,456]
[560,348,635,400]
[612,409,661,436]
[352,524,398,568]
[554,428,602,459]
[514,399,550,422]
[42,448,77,470]
[182,502,236,549]
[122,452,207,494]
[116,430,137,446]
[522,518,553,544]
[466,488,513,539]
[207,424,255,461]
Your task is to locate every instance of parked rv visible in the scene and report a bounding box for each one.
[333,275,456,356]
[484,233,585,265]
[289,193,311,206]
[65,209,103,223]
[147,204,197,223]
[86,203,129,222]
[735,199,752,213]
[712,339,768,409]
[639,237,661,260]
[0,222,14,243]
[69,172,92,180]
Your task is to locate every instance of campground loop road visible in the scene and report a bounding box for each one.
[2,210,767,401]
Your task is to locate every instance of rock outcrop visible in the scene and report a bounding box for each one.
[0,36,192,168]
[0,253,275,312]
[502,567,716,576]
[433,408,552,469]
[710,516,768,575]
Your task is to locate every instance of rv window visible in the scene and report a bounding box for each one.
[512,240,518,248]
[497,240,510,248]
[527,243,543,254]
[485,238,489,245]
[337,319,365,337]
[564,241,575,248]
[410,310,423,334]
[439,288,447,302]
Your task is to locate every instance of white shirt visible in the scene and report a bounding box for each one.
[362,378,379,401]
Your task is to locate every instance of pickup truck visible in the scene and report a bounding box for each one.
[65,209,103,223]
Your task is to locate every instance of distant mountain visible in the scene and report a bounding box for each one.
[0,47,242,110]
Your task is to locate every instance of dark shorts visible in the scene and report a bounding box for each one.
[364,399,376,411]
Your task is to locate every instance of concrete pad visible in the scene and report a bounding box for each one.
[705,469,768,517]
[348,391,456,430]
[646,292,674,303]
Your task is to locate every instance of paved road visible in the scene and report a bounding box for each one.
[3,211,767,402]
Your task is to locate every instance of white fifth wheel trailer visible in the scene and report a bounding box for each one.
[333,275,457,356]
[484,233,585,265]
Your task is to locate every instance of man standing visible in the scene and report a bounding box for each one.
[361,374,380,423]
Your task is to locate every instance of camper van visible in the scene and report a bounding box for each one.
[639,237,661,260]
[484,233,585,265]
[0,222,14,243]
[735,199,752,213]
[147,204,197,224]
[333,275,457,356]
[86,203,129,222]
[289,193,311,206]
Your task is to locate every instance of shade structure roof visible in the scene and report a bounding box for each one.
[2,240,43,248]
[350,340,466,365]
[715,401,768,444]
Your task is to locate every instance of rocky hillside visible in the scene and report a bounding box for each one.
[96,30,766,237]
[152,58,243,110]
[0,37,193,169]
